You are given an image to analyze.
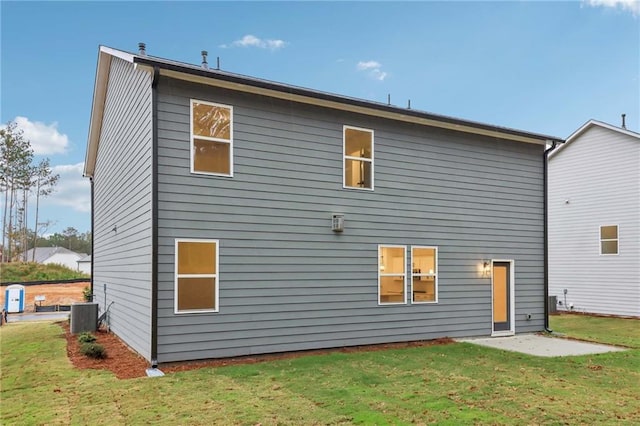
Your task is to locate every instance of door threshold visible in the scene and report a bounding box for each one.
[491,331,515,337]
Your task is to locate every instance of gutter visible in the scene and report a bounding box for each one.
[543,140,561,332]
[150,66,160,368]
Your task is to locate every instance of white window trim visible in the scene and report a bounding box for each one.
[190,99,234,177]
[410,246,438,304]
[174,238,220,314]
[599,224,619,256]
[378,244,407,305]
[343,125,374,191]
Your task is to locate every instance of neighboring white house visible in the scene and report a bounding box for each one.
[21,247,88,271]
[548,119,640,317]
[77,255,92,275]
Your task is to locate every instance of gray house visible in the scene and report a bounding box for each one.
[85,45,563,366]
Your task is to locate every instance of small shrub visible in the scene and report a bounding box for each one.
[82,286,93,302]
[77,332,97,344]
[80,342,107,359]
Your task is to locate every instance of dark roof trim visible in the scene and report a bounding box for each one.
[133,55,562,144]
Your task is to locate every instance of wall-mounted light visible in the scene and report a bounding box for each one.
[482,261,491,277]
[331,214,344,233]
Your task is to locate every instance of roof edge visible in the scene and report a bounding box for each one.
[86,45,564,178]
[84,47,143,177]
[549,119,640,159]
[133,54,563,144]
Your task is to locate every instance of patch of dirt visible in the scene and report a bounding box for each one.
[1,282,88,312]
[60,319,454,379]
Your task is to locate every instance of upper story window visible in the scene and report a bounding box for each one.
[379,245,406,305]
[175,239,219,314]
[411,247,438,303]
[600,225,618,255]
[190,99,233,176]
[343,126,374,190]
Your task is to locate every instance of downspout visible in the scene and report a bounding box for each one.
[90,177,94,299]
[150,66,160,368]
[543,140,559,332]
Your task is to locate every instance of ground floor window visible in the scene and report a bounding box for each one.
[175,239,219,313]
[411,247,438,303]
[378,245,406,304]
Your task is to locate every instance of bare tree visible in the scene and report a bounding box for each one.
[0,122,33,262]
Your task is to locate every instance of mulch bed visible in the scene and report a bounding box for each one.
[61,320,454,379]
[62,322,148,379]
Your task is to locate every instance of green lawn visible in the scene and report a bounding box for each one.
[550,314,640,348]
[1,316,639,425]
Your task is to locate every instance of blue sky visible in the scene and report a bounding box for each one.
[1,1,638,236]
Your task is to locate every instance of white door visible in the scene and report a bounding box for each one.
[7,288,21,313]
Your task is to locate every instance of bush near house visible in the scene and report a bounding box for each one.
[0,262,89,283]
[79,342,107,359]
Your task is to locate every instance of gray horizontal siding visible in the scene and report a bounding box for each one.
[155,78,545,362]
[93,57,153,360]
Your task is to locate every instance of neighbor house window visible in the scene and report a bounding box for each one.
[191,99,233,176]
[175,239,219,313]
[600,225,618,255]
[378,245,406,304]
[344,126,374,190]
[411,247,438,303]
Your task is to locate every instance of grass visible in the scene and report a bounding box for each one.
[0,262,89,283]
[1,316,639,425]
[550,313,640,348]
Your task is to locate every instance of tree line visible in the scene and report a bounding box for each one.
[1,120,63,262]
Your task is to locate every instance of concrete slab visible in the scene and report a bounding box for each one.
[457,334,626,357]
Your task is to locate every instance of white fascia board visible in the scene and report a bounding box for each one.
[99,45,135,63]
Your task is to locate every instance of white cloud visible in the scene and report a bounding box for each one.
[43,163,90,213]
[584,0,640,15]
[357,61,381,71]
[9,116,69,155]
[220,34,288,50]
[371,69,388,81]
[356,60,388,81]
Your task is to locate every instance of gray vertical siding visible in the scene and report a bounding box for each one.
[549,125,640,316]
[155,78,545,363]
[93,57,153,360]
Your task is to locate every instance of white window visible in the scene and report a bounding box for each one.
[378,245,406,304]
[411,247,438,303]
[190,99,233,176]
[175,239,219,313]
[600,225,618,255]
[344,126,374,190]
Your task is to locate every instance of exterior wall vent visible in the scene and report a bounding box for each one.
[332,214,344,232]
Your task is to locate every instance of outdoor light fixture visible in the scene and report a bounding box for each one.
[482,261,491,277]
